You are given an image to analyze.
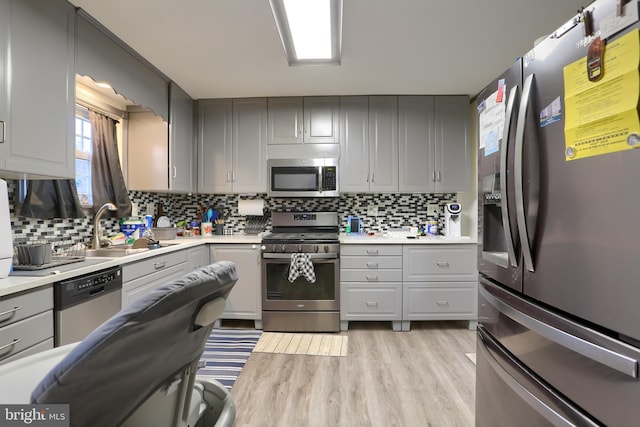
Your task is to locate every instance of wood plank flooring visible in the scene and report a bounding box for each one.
[230,321,476,427]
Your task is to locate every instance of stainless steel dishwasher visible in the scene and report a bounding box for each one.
[54,265,122,346]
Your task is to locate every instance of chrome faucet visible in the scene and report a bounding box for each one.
[92,203,117,249]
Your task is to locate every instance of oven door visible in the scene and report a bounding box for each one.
[262,254,339,311]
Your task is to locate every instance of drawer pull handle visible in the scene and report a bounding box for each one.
[366,250,379,255]
[436,262,450,268]
[0,306,21,318]
[154,261,167,270]
[366,275,378,281]
[366,262,379,268]
[0,338,21,352]
[365,301,378,307]
[436,300,450,307]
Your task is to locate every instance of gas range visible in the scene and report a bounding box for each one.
[261,212,339,255]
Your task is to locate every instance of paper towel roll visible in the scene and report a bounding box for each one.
[238,199,264,216]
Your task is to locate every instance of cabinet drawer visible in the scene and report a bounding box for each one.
[341,283,402,320]
[340,269,402,282]
[341,245,402,257]
[403,245,477,281]
[403,284,476,319]
[0,286,53,327]
[0,338,54,365]
[340,256,402,270]
[122,264,188,308]
[0,311,53,362]
[122,250,187,282]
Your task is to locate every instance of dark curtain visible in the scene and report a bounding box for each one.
[89,110,131,218]
[20,179,85,219]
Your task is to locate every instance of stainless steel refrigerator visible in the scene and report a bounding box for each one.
[476,0,640,424]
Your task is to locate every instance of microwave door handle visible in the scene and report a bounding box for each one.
[318,166,323,193]
[514,74,535,272]
[501,85,520,267]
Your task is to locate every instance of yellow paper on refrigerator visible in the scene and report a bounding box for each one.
[563,28,640,161]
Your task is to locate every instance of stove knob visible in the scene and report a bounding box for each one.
[314,245,319,253]
[280,245,286,253]
[324,245,329,253]
[298,244,302,252]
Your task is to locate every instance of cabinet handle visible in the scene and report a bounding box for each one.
[365,301,378,307]
[366,262,379,268]
[432,171,436,182]
[366,249,379,255]
[0,338,21,352]
[365,171,369,183]
[437,171,441,181]
[436,262,450,268]
[227,171,231,182]
[371,171,375,183]
[436,300,450,307]
[172,166,177,179]
[366,275,378,281]
[0,306,21,318]
[0,121,4,143]
[232,171,236,182]
[154,261,166,270]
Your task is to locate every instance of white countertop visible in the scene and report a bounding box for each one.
[0,234,264,298]
[339,233,477,245]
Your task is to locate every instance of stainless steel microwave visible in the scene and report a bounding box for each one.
[267,158,339,197]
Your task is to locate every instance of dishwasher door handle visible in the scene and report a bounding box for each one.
[89,286,105,296]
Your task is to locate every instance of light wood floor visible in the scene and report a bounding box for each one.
[231,321,477,427]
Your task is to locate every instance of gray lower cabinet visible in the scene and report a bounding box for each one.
[340,245,403,331]
[0,286,54,364]
[0,0,75,180]
[402,244,477,331]
[187,245,210,272]
[210,244,262,329]
[122,250,188,308]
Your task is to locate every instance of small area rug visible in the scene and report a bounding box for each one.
[465,352,477,365]
[253,332,348,357]
[197,329,262,390]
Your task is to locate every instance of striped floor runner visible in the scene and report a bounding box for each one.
[197,329,262,390]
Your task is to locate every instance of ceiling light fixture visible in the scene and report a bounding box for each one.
[270,0,343,65]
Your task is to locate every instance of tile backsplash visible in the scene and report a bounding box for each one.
[7,179,456,244]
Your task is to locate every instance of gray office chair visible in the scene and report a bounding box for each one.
[0,261,239,427]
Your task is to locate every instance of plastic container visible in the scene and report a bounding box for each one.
[151,227,178,240]
[122,219,145,244]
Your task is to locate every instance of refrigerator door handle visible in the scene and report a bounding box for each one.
[514,74,536,272]
[480,279,640,379]
[500,85,520,267]
[478,326,599,427]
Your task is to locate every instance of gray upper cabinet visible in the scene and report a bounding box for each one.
[434,96,471,192]
[198,99,233,193]
[169,82,195,193]
[340,96,398,193]
[268,97,339,145]
[399,96,435,193]
[198,98,267,194]
[398,95,470,193]
[303,97,339,143]
[339,96,370,193]
[267,97,303,144]
[0,0,75,180]
[368,96,399,192]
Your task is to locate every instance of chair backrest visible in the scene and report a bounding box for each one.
[31,261,238,427]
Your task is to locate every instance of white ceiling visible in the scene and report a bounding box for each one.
[68,0,589,100]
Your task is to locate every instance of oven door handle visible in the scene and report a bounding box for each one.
[262,253,339,259]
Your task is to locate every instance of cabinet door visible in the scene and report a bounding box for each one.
[434,96,471,192]
[267,97,303,144]
[211,244,261,319]
[187,245,210,272]
[198,99,233,193]
[233,98,267,193]
[169,82,194,193]
[369,96,399,192]
[127,111,169,192]
[0,0,75,179]
[399,96,435,193]
[303,97,339,143]
[0,1,7,161]
[339,96,370,193]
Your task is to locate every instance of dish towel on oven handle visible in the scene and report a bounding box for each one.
[288,253,316,283]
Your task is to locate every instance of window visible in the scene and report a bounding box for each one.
[75,105,93,206]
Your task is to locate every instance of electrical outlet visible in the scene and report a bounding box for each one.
[427,204,438,215]
[367,204,378,216]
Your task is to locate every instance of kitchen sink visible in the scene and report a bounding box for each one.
[85,243,179,258]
